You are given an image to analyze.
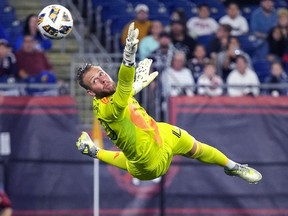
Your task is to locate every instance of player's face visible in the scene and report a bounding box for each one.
[83,66,116,98]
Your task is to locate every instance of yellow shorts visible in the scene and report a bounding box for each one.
[127,122,195,180]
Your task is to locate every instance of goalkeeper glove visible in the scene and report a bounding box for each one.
[133,58,159,95]
[123,22,139,67]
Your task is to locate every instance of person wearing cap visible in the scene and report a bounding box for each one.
[121,4,151,46]
[0,39,18,83]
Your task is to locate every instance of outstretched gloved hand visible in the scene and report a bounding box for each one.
[123,22,139,67]
[133,58,158,95]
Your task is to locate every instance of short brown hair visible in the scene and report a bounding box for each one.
[77,63,93,90]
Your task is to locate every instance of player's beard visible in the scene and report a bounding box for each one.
[95,82,117,98]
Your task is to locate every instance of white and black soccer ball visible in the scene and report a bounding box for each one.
[38,4,73,40]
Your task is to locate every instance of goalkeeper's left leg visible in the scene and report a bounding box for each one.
[76,132,128,170]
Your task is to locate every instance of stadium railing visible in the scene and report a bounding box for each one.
[69,53,288,127]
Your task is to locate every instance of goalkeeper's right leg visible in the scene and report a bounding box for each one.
[76,132,128,170]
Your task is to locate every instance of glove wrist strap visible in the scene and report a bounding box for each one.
[122,60,135,67]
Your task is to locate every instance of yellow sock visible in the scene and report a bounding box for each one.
[191,141,228,167]
[97,149,128,170]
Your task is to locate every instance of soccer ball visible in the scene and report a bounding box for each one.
[37,4,73,40]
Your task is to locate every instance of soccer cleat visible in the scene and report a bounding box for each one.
[76,131,99,158]
[224,164,262,184]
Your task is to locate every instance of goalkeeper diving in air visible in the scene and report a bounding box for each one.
[76,22,262,184]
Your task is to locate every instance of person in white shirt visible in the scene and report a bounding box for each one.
[186,4,218,38]
[219,2,249,36]
[160,51,195,121]
[197,63,223,96]
[227,55,260,97]
[161,51,195,98]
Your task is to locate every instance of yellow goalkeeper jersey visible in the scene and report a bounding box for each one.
[92,64,179,180]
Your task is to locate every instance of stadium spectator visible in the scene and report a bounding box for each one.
[216,36,252,81]
[16,34,56,95]
[160,51,195,119]
[250,0,277,39]
[139,20,163,60]
[250,0,277,60]
[0,39,18,83]
[187,44,210,82]
[276,9,288,64]
[208,24,232,62]
[277,9,288,39]
[15,14,52,51]
[264,61,288,96]
[121,4,151,46]
[148,32,176,74]
[197,62,223,96]
[170,7,188,24]
[161,51,195,99]
[186,4,218,38]
[266,26,286,62]
[169,20,197,60]
[219,2,249,36]
[227,55,260,97]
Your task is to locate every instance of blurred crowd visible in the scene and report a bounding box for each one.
[0,13,57,96]
[1,0,288,98]
[120,0,288,99]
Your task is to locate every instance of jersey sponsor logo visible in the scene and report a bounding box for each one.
[100,97,109,104]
